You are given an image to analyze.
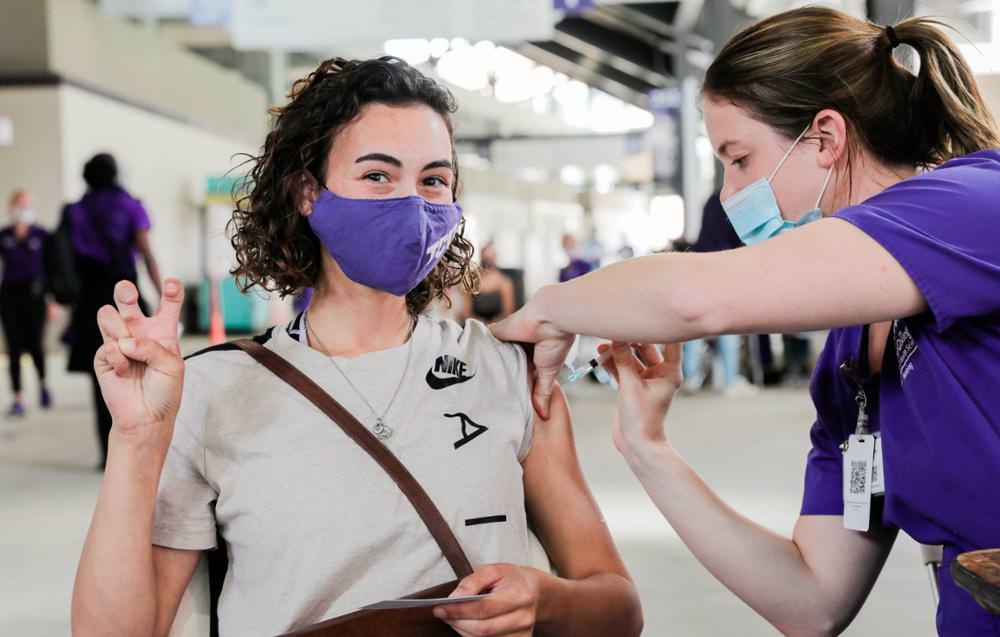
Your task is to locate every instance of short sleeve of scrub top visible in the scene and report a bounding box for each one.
[800,421,845,516]
[835,150,1000,331]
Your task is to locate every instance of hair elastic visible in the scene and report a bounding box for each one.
[885,25,900,49]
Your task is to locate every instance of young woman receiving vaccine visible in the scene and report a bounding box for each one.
[493,8,1000,635]
[71,57,642,637]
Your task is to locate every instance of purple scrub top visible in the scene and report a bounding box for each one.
[0,225,48,284]
[67,186,151,277]
[801,150,1000,635]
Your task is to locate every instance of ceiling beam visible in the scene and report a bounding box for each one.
[550,28,667,87]
[518,41,650,107]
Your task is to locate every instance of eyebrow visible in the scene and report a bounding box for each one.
[356,153,401,167]
[422,159,454,172]
[355,153,454,173]
[716,140,739,158]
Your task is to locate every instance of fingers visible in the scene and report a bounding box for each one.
[450,565,503,598]
[598,342,620,383]
[96,304,130,343]
[113,280,146,323]
[445,613,533,637]
[662,342,682,367]
[118,337,183,377]
[530,335,574,419]
[95,341,131,377]
[439,597,509,623]
[531,367,559,420]
[636,343,664,368]
[437,565,534,634]
[156,277,185,326]
[608,341,641,384]
[488,315,515,341]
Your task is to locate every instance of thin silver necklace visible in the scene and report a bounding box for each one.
[305,312,415,442]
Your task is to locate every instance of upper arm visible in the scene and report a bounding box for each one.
[134,229,154,259]
[520,384,630,581]
[691,218,926,336]
[151,546,202,637]
[793,515,897,632]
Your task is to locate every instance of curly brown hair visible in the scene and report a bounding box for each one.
[228,56,478,315]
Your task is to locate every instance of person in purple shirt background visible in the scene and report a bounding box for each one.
[493,7,1000,635]
[558,233,594,283]
[1,190,53,418]
[65,153,162,469]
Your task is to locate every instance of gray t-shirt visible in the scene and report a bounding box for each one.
[153,314,534,636]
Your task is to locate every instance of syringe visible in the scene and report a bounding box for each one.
[565,346,635,382]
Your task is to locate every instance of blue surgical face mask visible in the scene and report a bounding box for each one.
[721,127,833,246]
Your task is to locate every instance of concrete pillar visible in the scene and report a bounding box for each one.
[866,0,916,25]
[268,49,288,106]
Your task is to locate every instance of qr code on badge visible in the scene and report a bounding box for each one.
[849,460,868,495]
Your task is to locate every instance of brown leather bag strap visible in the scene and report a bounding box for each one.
[231,339,474,579]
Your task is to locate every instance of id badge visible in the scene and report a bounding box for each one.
[842,434,875,531]
[870,433,884,496]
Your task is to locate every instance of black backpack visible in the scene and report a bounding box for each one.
[43,204,81,305]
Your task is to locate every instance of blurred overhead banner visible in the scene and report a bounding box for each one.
[647,87,681,191]
[229,0,556,50]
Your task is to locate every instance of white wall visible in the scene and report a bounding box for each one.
[976,74,1000,120]
[0,81,255,304]
[0,87,65,225]
[46,0,268,144]
[58,83,254,292]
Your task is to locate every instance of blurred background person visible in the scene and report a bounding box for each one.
[581,228,605,267]
[64,153,162,469]
[616,234,635,261]
[680,192,757,398]
[463,240,515,322]
[559,233,593,283]
[0,190,52,418]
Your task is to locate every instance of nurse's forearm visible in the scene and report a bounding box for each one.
[532,254,712,343]
[624,444,864,636]
[530,220,926,344]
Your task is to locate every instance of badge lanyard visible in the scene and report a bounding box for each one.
[839,361,885,532]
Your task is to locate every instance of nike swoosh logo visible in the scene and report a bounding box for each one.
[426,369,476,390]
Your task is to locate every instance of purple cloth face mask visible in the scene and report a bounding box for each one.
[307,189,463,296]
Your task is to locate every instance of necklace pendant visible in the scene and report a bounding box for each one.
[373,418,393,441]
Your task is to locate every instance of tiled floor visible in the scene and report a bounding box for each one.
[0,346,936,636]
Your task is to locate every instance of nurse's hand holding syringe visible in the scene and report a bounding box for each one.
[598,339,889,636]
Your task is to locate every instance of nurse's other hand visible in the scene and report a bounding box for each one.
[435,563,540,637]
[601,341,682,455]
[489,301,574,419]
[94,278,185,451]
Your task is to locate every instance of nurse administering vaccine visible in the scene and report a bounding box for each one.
[493,7,1000,635]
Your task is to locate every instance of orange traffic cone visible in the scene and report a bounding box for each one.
[208,277,226,345]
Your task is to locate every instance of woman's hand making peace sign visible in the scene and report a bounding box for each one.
[93,278,186,451]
